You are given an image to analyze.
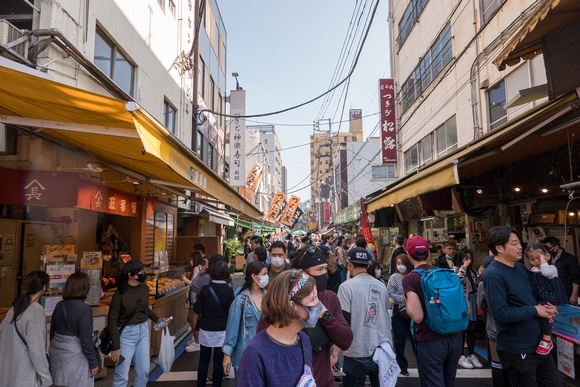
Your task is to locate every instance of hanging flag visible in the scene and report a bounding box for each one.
[289,207,304,229]
[379,79,397,164]
[266,191,286,222]
[245,163,264,195]
[360,198,377,259]
[280,195,301,226]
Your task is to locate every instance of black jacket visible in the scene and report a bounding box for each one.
[435,254,456,269]
[194,282,234,331]
[554,249,580,298]
[390,246,406,275]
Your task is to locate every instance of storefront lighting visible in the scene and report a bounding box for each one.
[476,189,483,194]
[569,212,575,217]
[541,188,548,193]
[514,187,521,192]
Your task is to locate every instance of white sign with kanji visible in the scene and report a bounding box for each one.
[229,91,246,186]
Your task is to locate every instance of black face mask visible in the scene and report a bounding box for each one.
[312,273,328,292]
[136,273,147,283]
[548,247,557,255]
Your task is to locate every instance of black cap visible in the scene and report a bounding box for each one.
[319,245,331,256]
[122,259,150,275]
[347,247,371,265]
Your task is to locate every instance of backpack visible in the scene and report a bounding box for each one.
[411,268,468,334]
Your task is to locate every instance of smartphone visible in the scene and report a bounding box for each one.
[116,355,125,365]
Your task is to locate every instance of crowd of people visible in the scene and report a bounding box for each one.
[1,227,578,387]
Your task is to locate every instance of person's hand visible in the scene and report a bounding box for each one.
[539,254,548,265]
[536,303,558,321]
[223,354,231,375]
[201,264,209,274]
[102,278,109,286]
[570,295,579,306]
[478,266,485,276]
[90,366,99,377]
[318,303,328,319]
[109,349,122,363]
[462,259,471,269]
[330,351,339,368]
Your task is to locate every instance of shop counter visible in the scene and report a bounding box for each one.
[149,286,189,355]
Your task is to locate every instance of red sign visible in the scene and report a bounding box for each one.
[379,79,397,164]
[77,181,140,217]
[360,198,377,259]
[323,202,331,223]
[0,169,79,206]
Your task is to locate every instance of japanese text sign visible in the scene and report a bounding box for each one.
[379,79,397,164]
[245,163,264,196]
[266,191,286,222]
[77,181,140,217]
[289,207,304,229]
[280,195,301,226]
[229,91,246,186]
[0,169,79,206]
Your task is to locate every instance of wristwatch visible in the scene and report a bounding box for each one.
[321,310,332,321]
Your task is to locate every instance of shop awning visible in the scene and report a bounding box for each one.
[367,93,576,213]
[0,64,262,220]
[494,0,580,70]
[202,207,235,227]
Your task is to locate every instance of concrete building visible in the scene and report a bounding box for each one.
[281,165,288,195]
[247,125,283,197]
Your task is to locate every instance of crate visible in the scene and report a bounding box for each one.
[553,305,580,339]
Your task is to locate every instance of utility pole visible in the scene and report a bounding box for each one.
[313,118,336,229]
[328,122,337,226]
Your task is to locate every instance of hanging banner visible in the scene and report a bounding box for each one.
[245,163,264,195]
[276,198,288,222]
[0,169,79,206]
[77,181,140,217]
[323,202,331,223]
[360,198,377,259]
[280,195,301,226]
[289,207,304,229]
[266,191,286,222]
[229,91,246,186]
[379,79,397,164]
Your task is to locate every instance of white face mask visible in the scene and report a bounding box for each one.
[271,257,285,268]
[255,274,269,288]
[103,255,112,262]
[375,269,382,278]
[397,265,407,274]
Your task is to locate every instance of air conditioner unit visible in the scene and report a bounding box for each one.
[0,20,29,59]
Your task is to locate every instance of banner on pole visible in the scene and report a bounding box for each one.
[280,195,301,226]
[245,163,264,195]
[360,198,377,259]
[379,79,397,164]
[266,191,286,222]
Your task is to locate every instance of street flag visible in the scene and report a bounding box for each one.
[360,198,377,259]
[245,163,264,195]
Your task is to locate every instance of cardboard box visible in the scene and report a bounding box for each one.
[530,214,555,224]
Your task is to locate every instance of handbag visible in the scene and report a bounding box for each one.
[302,321,331,353]
[296,334,317,387]
[99,287,142,355]
[14,316,51,368]
[393,303,411,324]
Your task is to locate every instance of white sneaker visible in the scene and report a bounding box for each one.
[468,354,483,368]
[458,355,474,369]
[185,342,200,352]
[186,338,196,346]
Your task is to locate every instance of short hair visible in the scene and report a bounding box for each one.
[301,235,310,244]
[355,235,367,248]
[394,253,414,274]
[322,235,330,243]
[394,235,404,246]
[524,243,549,260]
[101,245,113,255]
[286,233,293,240]
[262,270,316,328]
[542,236,560,248]
[270,240,286,253]
[306,232,312,237]
[409,249,429,262]
[193,243,206,254]
[208,254,226,272]
[443,241,456,248]
[251,236,264,246]
[210,261,231,282]
[254,247,268,262]
[487,226,520,255]
[62,272,90,300]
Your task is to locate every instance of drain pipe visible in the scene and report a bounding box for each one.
[27,28,132,101]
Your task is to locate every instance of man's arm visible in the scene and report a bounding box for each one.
[484,273,537,324]
[404,291,424,324]
[568,254,580,305]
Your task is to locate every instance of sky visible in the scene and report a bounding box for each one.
[219,0,391,202]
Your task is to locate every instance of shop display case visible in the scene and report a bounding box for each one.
[145,262,188,299]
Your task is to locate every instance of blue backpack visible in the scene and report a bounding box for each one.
[412,268,468,334]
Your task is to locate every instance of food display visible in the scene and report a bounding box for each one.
[145,263,188,299]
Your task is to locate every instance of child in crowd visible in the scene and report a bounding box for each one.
[525,243,568,355]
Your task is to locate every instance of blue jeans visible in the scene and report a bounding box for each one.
[416,336,462,387]
[343,356,379,387]
[392,314,416,372]
[113,321,150,387]
[198,344,224,387]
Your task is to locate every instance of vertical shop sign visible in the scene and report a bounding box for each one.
[281,195,301,226]
[266,191,286,222]
[289,207,304,229]
[360,198,377,259]
[379,79,397,164]
[229,91,246,186]
[245,163,264,195]
[323,202,331,223]
[556,336,575,378]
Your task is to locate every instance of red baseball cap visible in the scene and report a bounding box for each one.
[406,236,430,257]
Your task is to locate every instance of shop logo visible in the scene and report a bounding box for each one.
[24,179,46,201]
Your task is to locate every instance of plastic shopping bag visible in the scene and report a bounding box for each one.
[159,326,175,373]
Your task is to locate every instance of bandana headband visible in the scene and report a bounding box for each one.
[289,273,309,300]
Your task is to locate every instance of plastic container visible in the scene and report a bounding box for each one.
[154,316,173,331]
[552,305,580,339]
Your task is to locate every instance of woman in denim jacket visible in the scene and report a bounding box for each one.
[222,261,267,385]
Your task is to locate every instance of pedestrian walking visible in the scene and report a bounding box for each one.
[0,270,52,387]
[222,261,267,386]
[49,272,98,387]
[183,251,205,350]
[389,235,406,275]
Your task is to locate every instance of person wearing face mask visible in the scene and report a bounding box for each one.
[367,260,386,287]
[338,247,394,387]
[436,241,459,272]
[268,241,291,284]
[386,254,416,377]
[237,270,317,387]
[222,261,267,386]
[108,259,167,387]
[542,236,580,305]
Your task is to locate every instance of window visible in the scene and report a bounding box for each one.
[209,77,215,110]
[198,57,205,98]
[154,211,167,265]
[435,116,458,158]
[168,0,176,16]
[401,23,452,112]
[163,99,176,133]
[0,124,18,155]
[208,144,214,169]
[371,165,395,180]
[404,144,419,173]
[264,139,268,144]
[157,0,165,9]
[421,134,432,165]
[218,92,223,128]
[214,23,219,51]
[488,80,507,130]
[94,28,135,96]
[196,130,203,157]
[481,0,503,23]
[399,0,429,47]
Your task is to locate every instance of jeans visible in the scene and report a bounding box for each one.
[497,349,561,387]
[416,336,462,387]
[198,344,224,387]
[343,356,379,387]
[392,314,416,372]
[113,321,150,387]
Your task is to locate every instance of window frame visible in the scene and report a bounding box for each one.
[404,143,420,173]
[420,134,432,166]
[488,80,507,131]
[398,0,429,47]
[208,143,214,170]
[196,130,204,158]
[435,115,458,159]
[168,0,176,17]
[371,165,396,180]
[198,57,205,98]
[94,27,135,96]
[163,98,176,134]
[0,123,18,155]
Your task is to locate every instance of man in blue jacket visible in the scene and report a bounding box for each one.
[483,226,560,387]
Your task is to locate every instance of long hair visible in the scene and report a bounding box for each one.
[11,270,50,323]
[327,251,338,274]
[240,261,267,294]
[117,268,141,294]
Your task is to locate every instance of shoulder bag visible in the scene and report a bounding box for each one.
[99,286,142,354]
[14,309,51,369]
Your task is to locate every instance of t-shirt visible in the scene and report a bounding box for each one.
[483,260,540,354]
[402,264,462,342]
[267,262,291,284]
[237,330,313,387]
[337,274,392,358]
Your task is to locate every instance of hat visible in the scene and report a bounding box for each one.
[347,247,371,265]
[319,245,331,256]
[297,247,327,270]
[406,236,430,257]
[122,259,150,275]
